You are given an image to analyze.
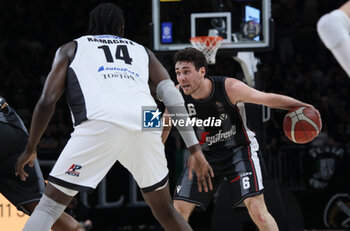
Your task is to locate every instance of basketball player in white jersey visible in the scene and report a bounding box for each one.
[317,1,350,77]
[15,3,213,231]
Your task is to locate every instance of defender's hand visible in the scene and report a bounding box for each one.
[187,144,214,192]
[15,150,37,181]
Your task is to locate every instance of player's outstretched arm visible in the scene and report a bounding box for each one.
[15,42,76,181]
[224,78,322,128]
[147,48,214,192]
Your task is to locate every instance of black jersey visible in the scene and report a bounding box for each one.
[0,97,28,135]
[180,76,257,153]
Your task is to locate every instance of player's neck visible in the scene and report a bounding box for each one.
[191,78,212,100]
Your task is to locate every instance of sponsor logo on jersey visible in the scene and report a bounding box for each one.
[65,164,82,177]
[199,125,236,146]
[97,66,139,76]
[98,66,140,81]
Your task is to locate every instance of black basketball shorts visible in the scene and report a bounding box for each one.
[0,122,45,214]
[173,143,264,210]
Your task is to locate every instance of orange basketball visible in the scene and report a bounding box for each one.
[283,106,322,144]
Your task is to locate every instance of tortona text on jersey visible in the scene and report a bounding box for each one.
[162,117,222,128]
[102,73,135,80]
[87,37,135,45]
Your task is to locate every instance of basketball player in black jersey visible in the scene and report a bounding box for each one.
[15,3,213,231]
[162,47,322,231]
[0,96,86,231]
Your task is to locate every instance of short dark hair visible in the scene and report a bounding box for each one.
[173,47,207,71]
[88,3,125,36]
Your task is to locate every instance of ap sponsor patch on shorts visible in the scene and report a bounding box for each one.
[65,164,82,177]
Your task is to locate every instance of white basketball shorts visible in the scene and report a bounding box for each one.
[48,120,169,193]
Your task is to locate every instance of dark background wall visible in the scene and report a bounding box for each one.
[0,0,349,230]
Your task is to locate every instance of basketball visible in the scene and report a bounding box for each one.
[283,106,322,144]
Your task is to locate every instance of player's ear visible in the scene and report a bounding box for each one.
[199,66,206,77]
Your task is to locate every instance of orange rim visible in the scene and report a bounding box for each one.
[190,36,223,48]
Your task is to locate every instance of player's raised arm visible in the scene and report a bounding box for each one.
[146,48,214,192]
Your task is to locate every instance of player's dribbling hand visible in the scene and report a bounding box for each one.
[15,150,37,181]
[187,144,214,193]
[304,104,322,131]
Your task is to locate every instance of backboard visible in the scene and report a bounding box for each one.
[152,0,272,52]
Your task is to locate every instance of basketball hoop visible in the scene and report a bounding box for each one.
[190,36,223,65]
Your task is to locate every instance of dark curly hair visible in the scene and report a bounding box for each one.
[173,47,207,72]
[88,3,125,36]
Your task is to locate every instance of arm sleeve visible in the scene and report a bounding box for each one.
[156,79,199,147]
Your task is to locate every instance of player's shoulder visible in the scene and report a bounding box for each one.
[57,41,77,62]
[209,76,242,87]
[224,77,244,87]
[223,77,248,95]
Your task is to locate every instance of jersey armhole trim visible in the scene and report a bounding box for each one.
[222,77,239,107]
[69,41,78,64]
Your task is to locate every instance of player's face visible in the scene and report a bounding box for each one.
[175,61,205,95]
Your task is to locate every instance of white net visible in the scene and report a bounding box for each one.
[190,36,223,65]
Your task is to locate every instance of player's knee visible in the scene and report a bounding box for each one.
[245,197,268,223]
[317,10,350,49]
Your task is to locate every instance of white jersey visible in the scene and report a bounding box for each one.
[67,35,156,130]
